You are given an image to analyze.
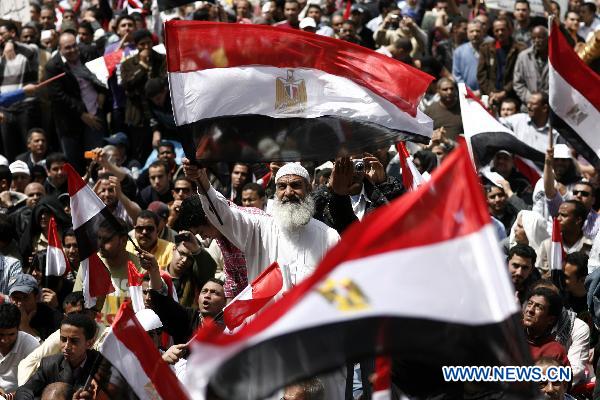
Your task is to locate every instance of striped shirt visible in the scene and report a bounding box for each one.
[0,256,23,295]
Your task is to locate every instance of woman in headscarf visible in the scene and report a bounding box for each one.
[501,210,549,256]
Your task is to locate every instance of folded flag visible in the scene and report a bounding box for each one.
[128,261,145,313]
[549,19,600,169]
[99,302,190,399]
[85,49,124,88]
[65,163,116,307]
[185,143,535,399]
[223,262,283,330]
[550,217,566,293]
[396,142,425,191]
[165,21,433,162]
[45,216,70,277]
[458,83,544,167]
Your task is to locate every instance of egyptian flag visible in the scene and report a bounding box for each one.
[396,142,425,191]
[550,217,566,294]
[100,302,191,399]
[549,20,600,169]
[128,261,145,313]
[66,164,116,307]
[458,83,544,167]
[223,262,283,330]
[372,356,392,400]
[45,216,70,277]
[85,49,125,88]
[184,144,535,399]
[165,21,433,163]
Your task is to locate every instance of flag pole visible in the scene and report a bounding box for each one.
[82,351,104,391]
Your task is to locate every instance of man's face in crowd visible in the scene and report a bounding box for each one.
[63,235,80,267]
[231,164,249,191]
[30,5,41,22]
[171,242,193,276]
[486,186,507,214]
[492,152,514,177]
[96,179,117,208]
[493,20,511,43]
[135,217,158,251]
[435,1,449,12]
[142,280,152,308]
[78,27,93,45]
[25,183,45,208]
[136,36,153,53]
[0,325,18,356]
[513,2,530,22]
[117,18,135,39]
[500,101,518,117]
[453,22,468,43]
[198,281,226,317]
[565,12,580,31]
[527,93,547,120]
[339,22,357,41]
[438,80,457,106]
[558,202,581,233]
[242,188,265,209]
[276,175,309,203]
[467,22,482,45]
[531,27,548,54]
[513,214,528,244]
[307,7,322,23]
[10,291,37,316]
[331,15,344,34]
[508,254,533,289]
[572,183,594,211]
[149,165,169,194]
[569,0,583,12]
[173,180,192,201]
[12,173,31,193]
[564,262,584,294]
[523,295,555,334]
[263,0,277,18]
[62,10,75,23]
[40,9,55,29]
[284,2,300,23]
[20,27,37,44]
[474,14,489,34]
[236,0,251,17]
[580,6,595,24]
[157,145,175,165]
[97,228,124,259]
[0,27,15,44]
[60,324,93,367]
[48,161,67,187]
[58,33,80,64]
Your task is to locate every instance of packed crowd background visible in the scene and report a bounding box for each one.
[0,0,598,398]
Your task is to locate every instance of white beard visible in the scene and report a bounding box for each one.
[272,195,315,232]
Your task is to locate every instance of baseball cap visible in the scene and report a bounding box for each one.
[553,144,572,159]
[136,308,163,332]
[9,160,30,176]
[299,17,317,30]
[495,150,512,157]
[9,274,39,296]
[148,201,169,220]
[350,4,365,13]
[103,132,129,147]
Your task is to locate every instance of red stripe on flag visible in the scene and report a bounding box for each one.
[104,49,124,77]
[549,22,600,110]
[164,21,433,117]
[343,0,352,19]
[88,252,115,298]
[65,163,87,196]
[46,216,70,276]
[397,142,414,191]
[128,260,144,287]
[373,356,392,392]
[513,156,541,186]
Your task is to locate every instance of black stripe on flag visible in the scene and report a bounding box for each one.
[550,111,600,170]
[470,131,545,167]
[208,315,537,399]
[178,115,431,163]
[157,0,196,10]
[74,207,121,260]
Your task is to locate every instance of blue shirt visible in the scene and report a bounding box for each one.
[0,88,25,108]
[452,42,480,91]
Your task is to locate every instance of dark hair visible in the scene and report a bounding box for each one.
[342,19,357,28]
[307,4,322,12]
[46,152,68,169]
[565,251,588,280]
[193,8,211,20]
[175,195,208,231]
[207,277,225,287]
[99,217,128,237]
[484,183,505,195]
[450,15,468,28]
[574,179,594,193]
[115,14,135,29]
[157,140,175,152]
[526,286,563,318]
[0,303,21,329]
[378,0,398,14]
[132,29,152,44]
[581,1,596,13]
[501,97,520,109]
[0,166,12,186]
[562,199,587,226]
[137,210,159,227]
[79,21,94,35]
[529,91,549,106]
[508,244,537,266]
[174,176,197,191]
[514,0,531,9]
[242,182,265,198]
[41,5,56,15]
[0,213,14,244]
[392,36,413,52]
[62,291,85,310]
[30,2,41,14]
[148,160,168,175]
[0,21,19,34]
[62,228,76,240]
[26,127,47,143]
[61,313,96,340]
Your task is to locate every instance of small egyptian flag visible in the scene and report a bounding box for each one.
[550,217,566,293]
[45,216,70,277]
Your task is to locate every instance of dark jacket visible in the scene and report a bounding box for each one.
[15,350,101,400]
[44,52,108,137]
[477,39,527,97]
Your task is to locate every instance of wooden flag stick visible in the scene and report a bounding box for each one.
[36,72,66,88]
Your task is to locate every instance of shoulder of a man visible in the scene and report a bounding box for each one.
[15,331,40,354]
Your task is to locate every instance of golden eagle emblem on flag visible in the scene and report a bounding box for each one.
[275,69,307,114]
[316,278,370,312]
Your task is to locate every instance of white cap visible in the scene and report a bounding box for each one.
[0,155,8,167]
[315,161,333,173]
[135,308,163,332]
[262,2,272,13]
[299,17,317,29]
[275,162,310,183]
[553,144,572,159]
[9,160,30,176]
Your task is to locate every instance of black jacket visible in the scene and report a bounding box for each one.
[15,350,101,400]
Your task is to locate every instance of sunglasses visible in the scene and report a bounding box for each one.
[573,190,591,197]
[174,187,191,193]
[135,225,156,233]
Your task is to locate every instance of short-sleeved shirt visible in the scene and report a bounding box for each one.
[0,331,40,393]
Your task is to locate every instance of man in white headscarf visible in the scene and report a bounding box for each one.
[507,210,549,254]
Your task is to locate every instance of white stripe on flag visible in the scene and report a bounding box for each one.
[129,285,145,313]
[80,258,95,308]
[46,245,67,277]
[549,63,600,157]
[85,56,110,88]
[70,184,107,229]
[373,390,392,400]
[550,241,563,271]
[168,67,432,137]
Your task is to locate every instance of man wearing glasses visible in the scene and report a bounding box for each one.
[126,210,174,270]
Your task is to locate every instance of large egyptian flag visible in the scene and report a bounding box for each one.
[458,83,545,167]
[185,144,535,400]
[549,20,600,169]
[66,164,116,307]
[165,21,433,162]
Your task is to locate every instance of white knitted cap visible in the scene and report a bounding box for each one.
[275,162,310,183]
[135,308,163,332]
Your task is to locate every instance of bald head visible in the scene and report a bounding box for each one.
[41,382,73,400]
[25,182,45,208]
[58,31,79,63]
[532,25,548,54]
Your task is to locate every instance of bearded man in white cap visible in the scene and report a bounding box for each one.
[182,159,340,284]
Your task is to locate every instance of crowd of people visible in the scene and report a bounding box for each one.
[0,0,598,398]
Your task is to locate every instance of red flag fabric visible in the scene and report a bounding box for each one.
[372,356,392,400]
[396,142,425,191]
[128,261,145,313]
[45,216,70,277]
[223,262,283,330]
